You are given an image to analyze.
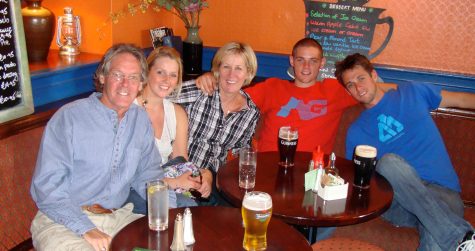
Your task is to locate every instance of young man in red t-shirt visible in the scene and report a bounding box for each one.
[196,38,356,153]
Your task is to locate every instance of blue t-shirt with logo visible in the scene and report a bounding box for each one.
[345,82,460,192]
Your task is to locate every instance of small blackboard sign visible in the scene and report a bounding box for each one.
[0,0,33,123]
[305,0,393,79]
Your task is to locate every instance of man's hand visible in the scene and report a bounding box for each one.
[83,228,111,251]
[196,169,213,198]
[196,72,218,95]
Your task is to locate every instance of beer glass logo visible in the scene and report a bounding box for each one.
[354,158,376,166]
[256,212,271,222]
[280,139,297,146]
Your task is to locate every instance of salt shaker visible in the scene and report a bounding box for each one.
[183,208,196,245]
[170,213,186,251]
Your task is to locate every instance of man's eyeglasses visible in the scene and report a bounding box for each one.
[108,71,142,85]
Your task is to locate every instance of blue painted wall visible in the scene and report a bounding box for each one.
[31,63,98,107]
[203,47,475,93]
[30,47,475,109]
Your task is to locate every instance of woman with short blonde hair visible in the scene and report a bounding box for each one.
[172,41,260,206]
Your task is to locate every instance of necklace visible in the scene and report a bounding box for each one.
[141,97,148,108]
[222,95,242,115]
[140,89,149,108]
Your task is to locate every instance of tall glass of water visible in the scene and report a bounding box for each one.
[242,191,272,251]
[239,147,257,189]
[147,179,169,231]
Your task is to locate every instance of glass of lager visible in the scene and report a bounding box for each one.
[353,145,377,189]
[147,179,169,231]
[239,147,257,189]
[242,191,272,251]
[278,126,299,167]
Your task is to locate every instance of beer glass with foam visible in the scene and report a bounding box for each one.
[242,191,272,251]
[353,145,377,189]
[147,179,169,231]
[278,126,298,167]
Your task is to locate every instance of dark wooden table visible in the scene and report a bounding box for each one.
[217,152,393,227]
[111,206,312,251]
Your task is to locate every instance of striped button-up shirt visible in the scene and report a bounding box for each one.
[31,93,176,235]
[172,80,260,172]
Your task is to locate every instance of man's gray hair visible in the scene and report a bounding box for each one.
[93,43,148,91]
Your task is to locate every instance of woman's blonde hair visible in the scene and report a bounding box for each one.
[211,42,257,87]
[145,46,183,97]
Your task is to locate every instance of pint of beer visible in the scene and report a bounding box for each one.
[278,126,298,167]
[353,145,377,189]
[242,191,272,251]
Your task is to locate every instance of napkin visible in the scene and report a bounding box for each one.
[305,169,318,191]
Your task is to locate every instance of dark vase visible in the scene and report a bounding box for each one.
[183,26,203,76]
[21,0,55,62]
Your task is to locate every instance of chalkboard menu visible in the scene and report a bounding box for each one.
[0,0,33,123]
[305,0,393,79]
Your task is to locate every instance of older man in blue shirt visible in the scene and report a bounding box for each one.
[30,44,176,251]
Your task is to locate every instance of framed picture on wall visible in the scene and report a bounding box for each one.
[0,0,34,124]
[149,27,173,49]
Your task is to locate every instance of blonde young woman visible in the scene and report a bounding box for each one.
[125,47,212,212]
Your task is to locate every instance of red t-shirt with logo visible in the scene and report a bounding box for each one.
[245,77,357,153]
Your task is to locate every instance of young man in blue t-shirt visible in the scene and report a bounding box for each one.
[335,53,475,251]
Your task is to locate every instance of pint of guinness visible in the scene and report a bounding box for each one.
[352,145,377,189]
[278,126,298,167]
